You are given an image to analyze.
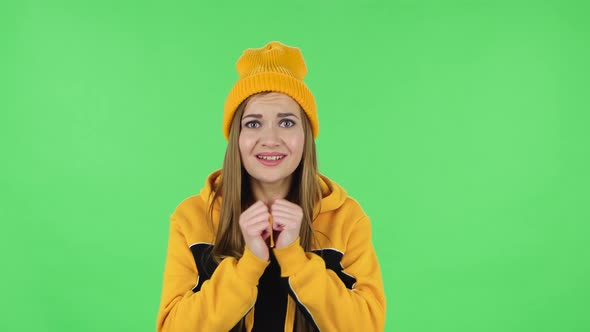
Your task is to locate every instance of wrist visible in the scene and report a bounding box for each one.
[272,237,309,277]
[236,246,270,285]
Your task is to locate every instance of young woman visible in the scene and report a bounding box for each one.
[156,41,386,332]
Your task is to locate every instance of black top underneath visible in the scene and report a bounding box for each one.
[251,250,288,331]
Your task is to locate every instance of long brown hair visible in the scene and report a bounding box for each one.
[208,92,321,331]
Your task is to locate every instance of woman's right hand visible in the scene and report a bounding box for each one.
[238,201,271,261]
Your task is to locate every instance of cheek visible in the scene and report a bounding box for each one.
[238,135,251,156]
[286,132,305,156]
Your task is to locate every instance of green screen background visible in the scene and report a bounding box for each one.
[2,0,589,331]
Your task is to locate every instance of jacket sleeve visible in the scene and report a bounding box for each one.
[156,215,269,332]
[272,215,386,331]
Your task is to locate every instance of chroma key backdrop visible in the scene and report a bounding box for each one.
[1,0,589,331]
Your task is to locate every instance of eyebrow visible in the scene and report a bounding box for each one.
[278,112,299,119]
[243,114,262,119]
[242,112,300,120]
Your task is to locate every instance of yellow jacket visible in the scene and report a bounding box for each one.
[156,170,386,331]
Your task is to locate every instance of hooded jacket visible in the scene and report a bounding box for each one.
[156,170,385,331]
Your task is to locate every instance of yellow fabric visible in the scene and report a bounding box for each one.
[156,170,386,331]
[223,41,319,140]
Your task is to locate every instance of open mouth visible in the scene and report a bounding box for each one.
[256,155,285,161]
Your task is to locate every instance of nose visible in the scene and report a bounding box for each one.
[259,124,281,147]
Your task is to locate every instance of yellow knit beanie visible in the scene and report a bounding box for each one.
[222,41,318,140]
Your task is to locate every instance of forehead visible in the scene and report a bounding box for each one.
[243,92,301,115]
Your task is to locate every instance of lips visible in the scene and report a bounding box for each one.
[256,152,286,160]
[255,153,287,166]
[257,155,285,161]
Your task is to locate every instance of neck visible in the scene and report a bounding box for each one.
[250,176,292,206]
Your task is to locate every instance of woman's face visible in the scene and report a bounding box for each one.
[239,92,305,186]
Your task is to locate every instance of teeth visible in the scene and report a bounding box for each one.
[257,155,284,161]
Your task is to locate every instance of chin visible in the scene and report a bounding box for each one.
[250,171,291,185]
[243,164,295,184]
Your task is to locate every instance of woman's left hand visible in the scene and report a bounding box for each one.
[271,198,303,249]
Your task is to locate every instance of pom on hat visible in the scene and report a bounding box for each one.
[222,41,318,140]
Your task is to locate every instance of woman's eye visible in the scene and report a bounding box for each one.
[280,119,295,128]
[244,121,260,128]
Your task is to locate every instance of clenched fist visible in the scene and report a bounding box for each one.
[238,201,272,261]
[270,199,303,249]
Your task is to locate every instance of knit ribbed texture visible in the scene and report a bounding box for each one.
[223,41,318,140]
